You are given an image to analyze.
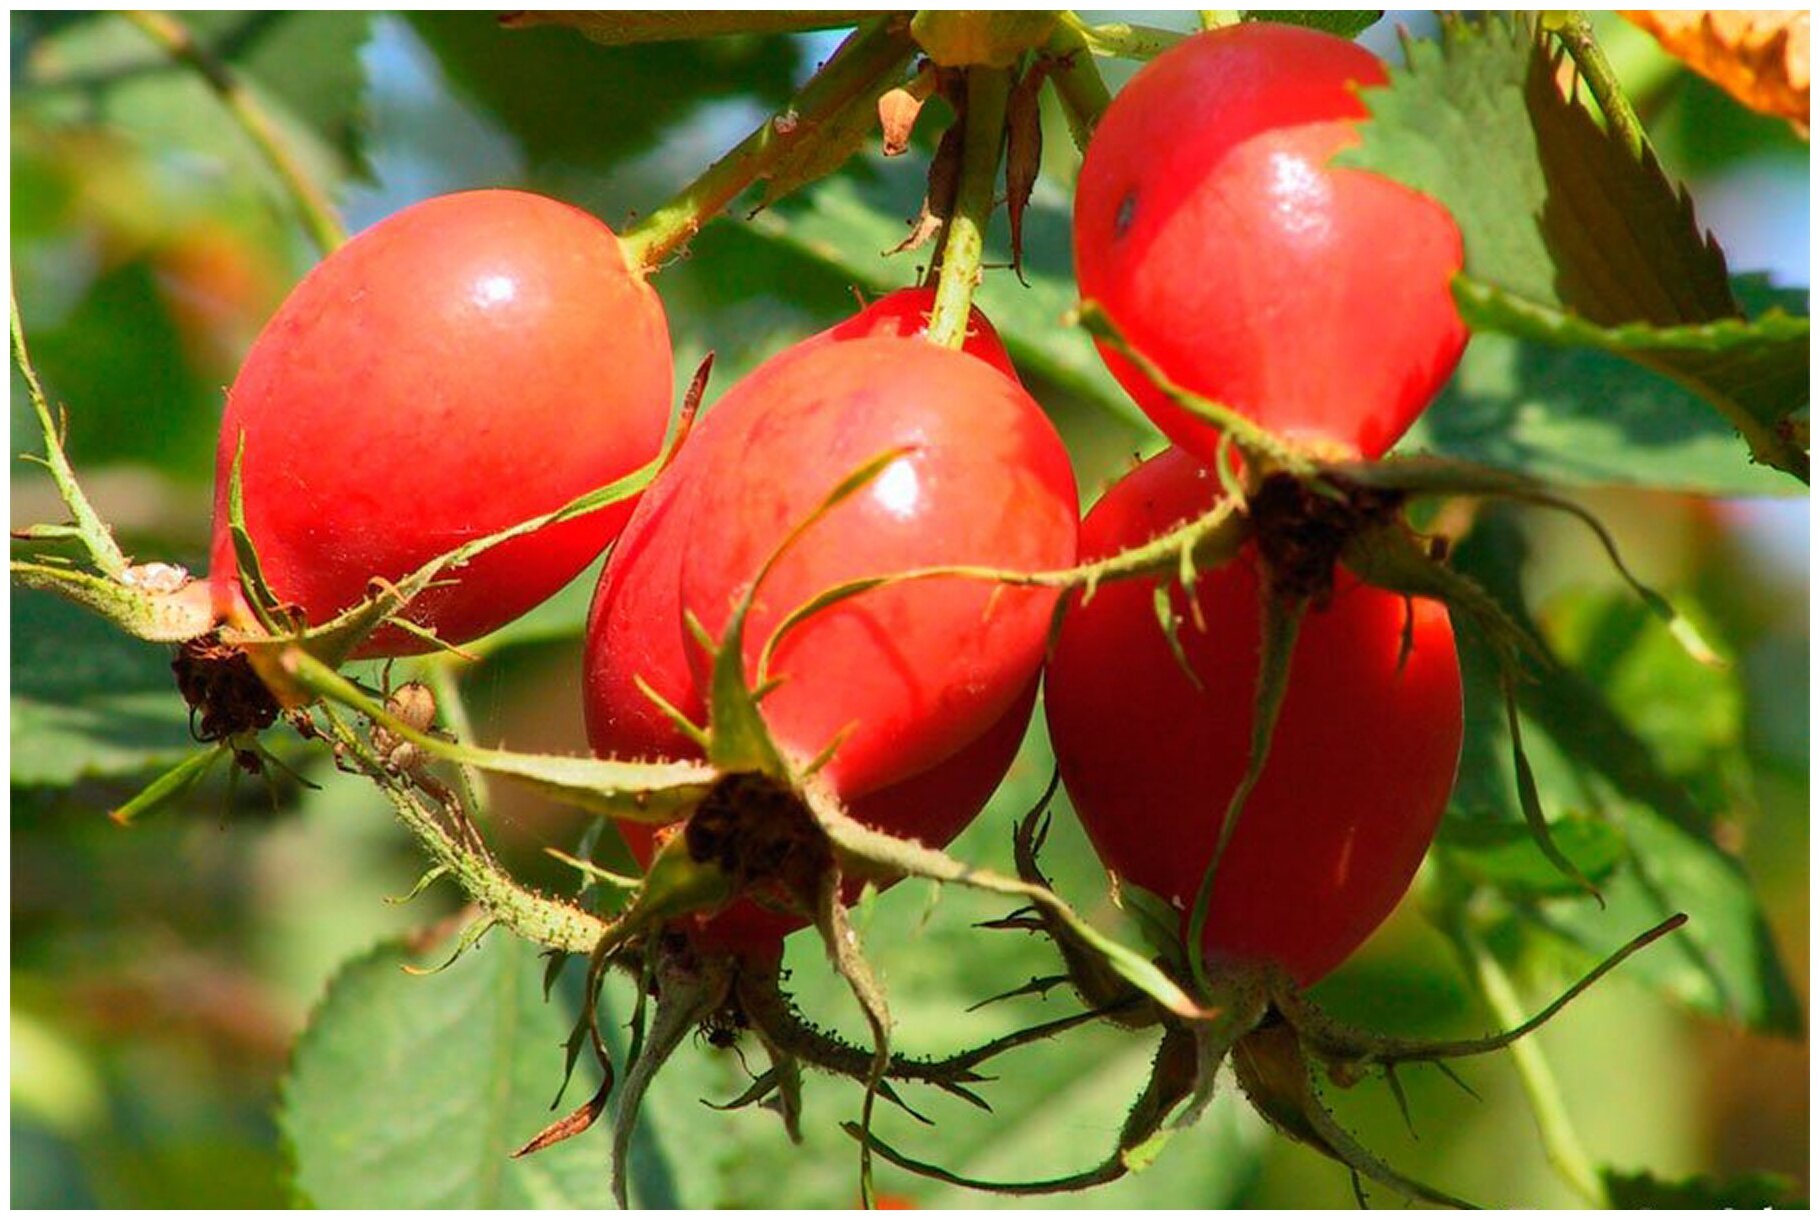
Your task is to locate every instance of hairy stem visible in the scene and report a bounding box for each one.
[322,708,609,955]
[619,16,915,272]
[926,66,1012,349]
[121,9,346,255]
[11,292,129,577]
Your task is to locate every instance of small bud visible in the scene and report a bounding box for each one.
[878,86,924,156]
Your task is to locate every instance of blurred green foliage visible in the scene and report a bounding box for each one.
[10,10,1808,1210]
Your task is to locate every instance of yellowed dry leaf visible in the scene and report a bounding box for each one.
[1623,10,1809,133]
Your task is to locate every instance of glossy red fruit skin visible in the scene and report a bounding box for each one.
[208,189,672,656]
[586,313,1074,951]
[1073,24,1468,461]
[677,337,1078,797]
[1044,449,1462,986]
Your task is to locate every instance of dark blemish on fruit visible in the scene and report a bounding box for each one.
[1114,190,1138,238]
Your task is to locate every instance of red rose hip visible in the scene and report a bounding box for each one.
[1073,24,1468,461]
[1045,448,1463,985]
[586,313,1076,950]
[208,188,673,655]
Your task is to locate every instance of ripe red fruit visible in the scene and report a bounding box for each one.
[586,309,1075,950]
[208,189,672,655]
[1044,449,1462,986]
[1073,24,1468,461]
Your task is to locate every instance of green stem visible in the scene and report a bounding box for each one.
[321,707,609,956]
[1452,922,1606,1206]
[1042,20,1113,150]
[423,659,492,822]
[927,66,1012,350]
[1552,13,1648,162]
[11,292,129,578]
[121,10,346,255]
[1057,13,1187,61]
[619,16,914,272]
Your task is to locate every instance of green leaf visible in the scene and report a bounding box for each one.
[15,260,220,481]
[1447,512,1801,1033]
[1341,16,1732,321]
[1404,332,1796,496]
[11,589,198,786]
[1243,12,1382,40]
[1339,15,1806,480]
[17,12,371,198]
[1453,277,1809,481]
[1603,1167,1801,1209]
[1438,816,1626,898]
[281,935,666,1208]
[408,13,802,185]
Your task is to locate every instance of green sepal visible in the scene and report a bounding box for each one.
[237,444,669,673]
[1231,1023,1478,1208]
[283,649,717,822]
[108,745,228,825]
[705,447,911,778]
[613,821,738,932]
[227,435,293,634]
[806,786,1210,1020]
[1504,679,1605,904]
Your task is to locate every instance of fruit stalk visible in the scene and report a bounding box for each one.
[619,16,916,272]
[926,66,1012,350]
[120,10,347,255]
[1041,22,1113,149]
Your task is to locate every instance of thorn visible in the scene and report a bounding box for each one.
[1432,1060,1481,1102]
